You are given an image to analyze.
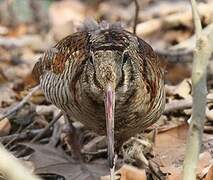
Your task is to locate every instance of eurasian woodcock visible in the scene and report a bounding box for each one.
[32,20,165,175]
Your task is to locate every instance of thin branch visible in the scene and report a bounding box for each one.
[30,111,63,143]
[182,0,212,179]
[164,99,193,113]
[15,111,63,158]
[0,85,40,121]
[191,0,202,36]
[133,0,139,35]
[164,94,213,113]
[0,129,47,144]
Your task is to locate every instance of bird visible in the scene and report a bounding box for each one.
[32,20,165,178]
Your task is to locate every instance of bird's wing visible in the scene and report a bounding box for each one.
[31,31,90,86]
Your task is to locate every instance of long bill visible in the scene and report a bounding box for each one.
[104,84,115,169]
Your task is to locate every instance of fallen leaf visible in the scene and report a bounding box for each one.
[206,107,213,122]
[118,165,146,180]
[0,68,8,84]
[205,163,213,180]
[0,118,11,136]
[174,79,192,99]
[197,152,213,179]
[160,166,182,180]
[0,85,17,107]
[154,123,213,180]
[24,143,111,180]
[101,165,147,180]
[153,123,188,167]
[163,62,191,85]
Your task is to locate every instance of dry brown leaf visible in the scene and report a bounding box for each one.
[0,25,8,35]
[101,165,147,180]
[159,150,213,180]
[207,93,213,100]
[24,143,110,180]
[163,63,191,85]
[0,118,11,136]
[160,166,182,180]
[164,30,191,44]
[0,68,8,84]
[205,163,213,180]
[153,123,188,167]
[0,86,16,107]
[174,79,192,99]
[155,127,213,180]
[7,24,28,37]
[197,152,213,179]
[157,119,185,133]
[165,84,176,96]
[206,107,213,121]
[118,165,146,180]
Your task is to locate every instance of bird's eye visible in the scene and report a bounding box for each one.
[122,52,129,65]
[89,56,94,65]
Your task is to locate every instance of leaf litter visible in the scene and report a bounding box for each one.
[0,0,213,179]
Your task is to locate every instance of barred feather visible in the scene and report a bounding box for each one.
[32,22,165,149]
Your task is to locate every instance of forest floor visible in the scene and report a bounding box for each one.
[0,0,213,179]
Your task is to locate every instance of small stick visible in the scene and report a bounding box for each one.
[0,129,45,144]
[30,111,63,143]
[5,126,23,149]
[81,149,107,155]
[15,111,63,157]
[5,120,39,149]
[204,125,213,134]
[164,99,193,113]
[133,0,139,35]
[0,85,40,121]
[164,96,213,113]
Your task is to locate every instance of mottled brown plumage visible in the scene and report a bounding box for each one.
[32,21,165,167]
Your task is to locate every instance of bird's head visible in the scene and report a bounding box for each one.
[84,49,132,97]
[83,49,133,168]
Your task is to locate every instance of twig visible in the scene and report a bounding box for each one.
[83,136,106,152]
[164,96,213,113]
[15,111,63,158]
[0,85,40,121]
[0,129,47,144]
[82,149,107,162]
[81,149,107,155]
[133,0,139,35]
[164,99,192,113]
[204,126,213,134]
[5,125,23,149]
[48,120,62,146]
[5,120,39,149]
[0,144,41,180]
[30,111,63,143]
[183,0,212,179]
